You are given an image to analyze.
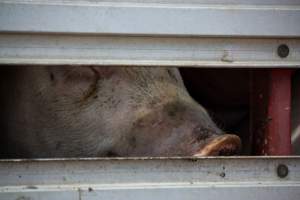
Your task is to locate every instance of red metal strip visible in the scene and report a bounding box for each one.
[251,69,292,155]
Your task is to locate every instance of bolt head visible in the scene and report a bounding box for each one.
[277,164,289,178]
[277,44,289,58]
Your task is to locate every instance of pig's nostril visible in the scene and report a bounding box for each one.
[193,134,241,157]
[217,145,239,156]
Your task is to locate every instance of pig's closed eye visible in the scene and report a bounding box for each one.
[48,67,101,102]
[76,67,114,102]
[62,67,97,82]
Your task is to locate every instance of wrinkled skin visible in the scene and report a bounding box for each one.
[0,66,241,158]
[180,69,250,154]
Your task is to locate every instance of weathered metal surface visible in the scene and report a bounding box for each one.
[1,0,300,37]
[0,157,300,200]
[0,0,300,67]
[251,69,293,155]
[0,34,299,67]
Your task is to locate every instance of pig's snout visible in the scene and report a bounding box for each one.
[193,134,241,156]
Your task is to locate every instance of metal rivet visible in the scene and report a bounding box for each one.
[277,164,289,178]
[277,44,289,58]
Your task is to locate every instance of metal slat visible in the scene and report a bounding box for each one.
[1,0,300,37]
[0,157,300,200]
[0,34,299,67]
[0,0,299,67]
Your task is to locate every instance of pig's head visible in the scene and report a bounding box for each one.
[1,66,241,158]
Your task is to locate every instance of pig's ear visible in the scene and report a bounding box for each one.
[193,134,241,156]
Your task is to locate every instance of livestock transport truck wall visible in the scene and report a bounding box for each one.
[0,0,300,199]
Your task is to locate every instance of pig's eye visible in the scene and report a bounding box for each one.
[61,67,97,82]
[64,66,115,81]
[53,67,116,102]
[52,66,114,84]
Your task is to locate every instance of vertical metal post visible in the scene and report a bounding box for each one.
[251,69,292,155]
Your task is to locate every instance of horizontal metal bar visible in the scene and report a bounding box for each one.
[1,0,299,67]
[0,157,300,200]
[1,0,300,37]
[0,34,299,67]
[1,185,300,200]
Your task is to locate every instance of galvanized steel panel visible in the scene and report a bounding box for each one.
[0,0,300,67]
[0,157,300,200]
[0,0,300,37]
[0,34,299,67]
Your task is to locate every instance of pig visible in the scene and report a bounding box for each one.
[0,66,241,158]
[180,68,250,154]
